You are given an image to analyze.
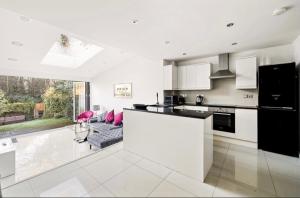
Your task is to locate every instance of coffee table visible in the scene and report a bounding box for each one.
[73,124,90,143]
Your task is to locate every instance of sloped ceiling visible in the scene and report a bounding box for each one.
[0,0,300,80]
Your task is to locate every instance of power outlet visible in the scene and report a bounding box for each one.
[244,94,254,99]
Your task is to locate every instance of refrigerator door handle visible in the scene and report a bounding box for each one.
[260,106,294,110]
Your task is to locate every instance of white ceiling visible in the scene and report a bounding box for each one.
[0,7,135,81]
[0,0,300,79]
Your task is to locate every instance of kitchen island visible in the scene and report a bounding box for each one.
[123,107,213,182]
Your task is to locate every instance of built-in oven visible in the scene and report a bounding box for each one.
[209,107,235,133]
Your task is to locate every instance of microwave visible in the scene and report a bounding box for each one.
[164,95,185,105]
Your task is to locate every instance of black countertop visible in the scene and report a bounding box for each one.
[124,107,213,119]
[183,103,258,110]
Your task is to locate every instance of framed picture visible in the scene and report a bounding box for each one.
[114,83,132,98]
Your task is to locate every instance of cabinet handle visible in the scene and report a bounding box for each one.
[213,112,232,116]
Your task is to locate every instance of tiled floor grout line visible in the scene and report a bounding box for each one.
[109,151,202,197]
[101,183,118,197]
[165,177,213,197]
[0,142,122,191]
[111,153,175,197]
[126,149,218,197]
[96,154,166,197]
[78,150,117,168]
[212,142,230,197]
[79,150,130,197]
[7,141,300,197]
[146,171,172,197]
[134,162,171,179]
[30,144,123,197]
[28,180,37,197]
[124,148,213,186]
[81,155,135,197]
[263,151,278,197]
[98,160,134,185]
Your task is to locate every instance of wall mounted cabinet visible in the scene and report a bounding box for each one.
[163,65,178,90]
[177,63,212,90]
[236,57,257,89]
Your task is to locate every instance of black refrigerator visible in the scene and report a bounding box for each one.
[258,62,299,157]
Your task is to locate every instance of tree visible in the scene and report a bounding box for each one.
[42,81,73,119]
[0,75,74,120]
[0,89,8,116]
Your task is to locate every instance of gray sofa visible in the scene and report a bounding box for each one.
[87,121,123,149]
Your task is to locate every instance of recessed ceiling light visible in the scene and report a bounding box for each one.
[182,52,187,56]
[232,42,238,46]
[131,19,139,24]
[8,58,18,62]
[11,41,23,47]
[165,41,170,45]
[272,7,288,16]
[20,15,30,22]
[226,23,234,28]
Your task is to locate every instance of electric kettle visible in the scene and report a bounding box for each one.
[196,95,204,105]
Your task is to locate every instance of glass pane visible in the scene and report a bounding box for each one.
[73,82,86,121]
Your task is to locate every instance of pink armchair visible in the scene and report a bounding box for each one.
[76,111,94,125]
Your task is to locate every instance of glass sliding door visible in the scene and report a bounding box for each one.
[73,82,91,121]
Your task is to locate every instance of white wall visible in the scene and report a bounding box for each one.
[174,44,294,106]
[91,44,295,110]
[294,35,300,65]
[90,56,163,112]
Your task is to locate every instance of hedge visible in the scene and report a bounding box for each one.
[0,102,35,120]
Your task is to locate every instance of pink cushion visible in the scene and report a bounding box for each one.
[114,112,123,126]
[105,110,114,123]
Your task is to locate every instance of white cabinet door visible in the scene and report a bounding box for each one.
[187,65,197,89]
[236,57,257,89]
[163,65,177,90]
[177,66,183,90]
[163,65,171,90]
[195,63,211,90]
[235,109,257,142]
[177,66,187,90]
[177,63,211,90]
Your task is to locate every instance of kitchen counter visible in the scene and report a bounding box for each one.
[123,108,213,182]
[123,107,213,119]
[182,103,258,110]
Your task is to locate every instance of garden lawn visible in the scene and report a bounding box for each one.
[0,118,74,133]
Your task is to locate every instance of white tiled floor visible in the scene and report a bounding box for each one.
[0,126,95,188]
[2,140,300,197]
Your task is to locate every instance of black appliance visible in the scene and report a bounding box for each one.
[196,95,204,105]
[258,62,299,157]
[164,95,185,106]
[209,107,235,133]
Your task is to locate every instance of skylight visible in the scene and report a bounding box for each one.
[41,36,103,68]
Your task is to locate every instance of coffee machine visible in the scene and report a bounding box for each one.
[196,95,204,105]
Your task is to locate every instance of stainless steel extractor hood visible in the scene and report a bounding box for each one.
[210,53,236,79]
